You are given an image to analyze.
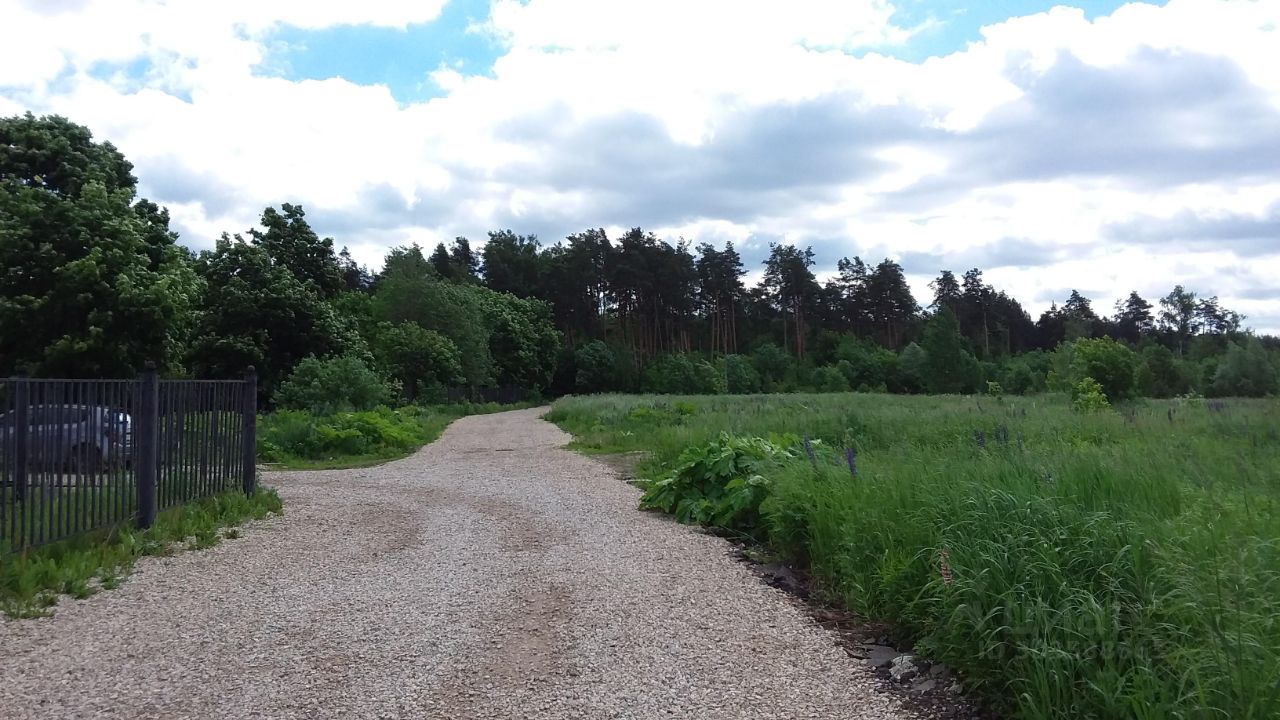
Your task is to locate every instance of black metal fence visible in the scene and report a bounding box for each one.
[446,386,529,405]
[0,367,257,553]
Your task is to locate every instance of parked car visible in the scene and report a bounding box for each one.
[0,404,132,473]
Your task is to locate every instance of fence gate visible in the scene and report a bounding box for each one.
[0,366,257,554]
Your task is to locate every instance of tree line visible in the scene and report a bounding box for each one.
[3,113,1277,407]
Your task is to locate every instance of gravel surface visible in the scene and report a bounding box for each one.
[0,408,917,720]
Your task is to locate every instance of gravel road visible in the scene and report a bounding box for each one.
[0,408,916,720]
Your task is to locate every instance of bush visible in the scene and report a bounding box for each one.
[810,365,850,392]
[898,342,928,393]
[1210,338,1278,397]
[1071,376,1111,411]
[574,340,618,394]
[751,343,793,391]
[373,322,463,403]
[640,354,724,395]
[273,355,393,414]
[637,433,794,533]
[1066,337,1138,401]
[724,354,762,394]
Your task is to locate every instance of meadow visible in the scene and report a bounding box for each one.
[546,392,1280,720]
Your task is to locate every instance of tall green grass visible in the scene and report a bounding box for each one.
[258,402,535,469]
[546,393,1280,719]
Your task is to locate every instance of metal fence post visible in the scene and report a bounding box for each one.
[13,376,28,506]
[242,366,257,496]
[136,363,159,529]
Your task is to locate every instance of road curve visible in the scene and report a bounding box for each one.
[0,408,915,720]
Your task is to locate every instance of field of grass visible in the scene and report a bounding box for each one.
[546,392,1280,720]
[257,402,536,469]
[1,487,282,618]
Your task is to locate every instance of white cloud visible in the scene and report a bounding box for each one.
[3,0,1280,330]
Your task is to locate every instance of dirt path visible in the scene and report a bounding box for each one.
[0,408,914,719]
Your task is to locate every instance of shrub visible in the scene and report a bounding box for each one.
[273,355,393,414]
[751,343,793,391]
[1071,376,1111,411]
[724,354,762,394]
[1210,338,1278,397]
[373,322,463,403]
[640,354,724,395]
[637,433,794,533]
[1067,337,1138,401]
[898,342,928,393]
[574,340,618,394]
[810,365,850,392]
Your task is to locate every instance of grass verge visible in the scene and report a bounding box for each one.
[546,392,1280,720]
[0,487,283,618]
[258,401,538,470]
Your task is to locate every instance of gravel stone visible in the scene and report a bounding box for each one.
[0,408,920,719]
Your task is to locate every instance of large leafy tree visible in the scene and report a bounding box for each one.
[373,322,464,402]
[0,113,200,377]
[249,203,343,299]
[188,235,347,398]
[481,230,542,297]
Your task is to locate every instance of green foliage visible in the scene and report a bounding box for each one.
[574,340,620,394]
[637,432,794,533]
[273,355,394,415]
[898,341,928,393]
[1069,337,1139,400]
[723,354,762,394]
[373,322,463,402]
[188,236,349,397]
[1135,344,1191,398]
[257,402,528,468]
[373,261,494,386]
[921,307,982,394]
[549,392,1280,720]
[250,203,343,299]
[1211,338,1278,397]
[810,365,850,392]
[1071,376,1111,411]
[477,290,561,390]
[0,114,201,377]
[832,336,898,391]
[640,354,724,395]
[751,343,793,390]
[2,488,281,617]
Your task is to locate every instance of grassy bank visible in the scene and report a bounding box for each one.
[546,393,1280,719]
[1,487,282,618]
[258,402,536,469]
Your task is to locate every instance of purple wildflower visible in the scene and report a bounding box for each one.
[973,429,986,449]
[802,434,817,465]
[844,447,858,478]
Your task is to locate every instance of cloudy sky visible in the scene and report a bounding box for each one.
[2,0,1278,331]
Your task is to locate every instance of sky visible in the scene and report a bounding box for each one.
[2,0,1278,332]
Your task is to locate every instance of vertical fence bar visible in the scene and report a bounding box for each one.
[135,364,159,529]
[242,367,257,496]
[14,377,28,508]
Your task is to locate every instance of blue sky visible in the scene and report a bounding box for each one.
[261,0,1149,102]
